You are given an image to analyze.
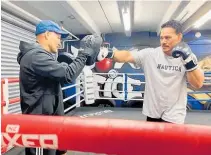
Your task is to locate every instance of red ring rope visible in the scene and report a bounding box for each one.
[2,114,211,155]
[1,78,19,84]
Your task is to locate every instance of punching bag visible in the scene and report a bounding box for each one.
[95,58,113,73]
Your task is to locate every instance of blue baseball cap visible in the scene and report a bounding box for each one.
[35,20,69,38]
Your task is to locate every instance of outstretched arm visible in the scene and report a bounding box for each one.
[112,50,135,63]
[98,47,151,67]
[32,51,87,84]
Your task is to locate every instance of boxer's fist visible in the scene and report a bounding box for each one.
[97,47,114,61]
[172,42,198,71]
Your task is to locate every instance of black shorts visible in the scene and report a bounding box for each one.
[146,116,171,123]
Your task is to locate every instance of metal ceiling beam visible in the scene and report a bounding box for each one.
[182,1,211,34]
[65,0,101,35]
[176,0,207,24]
[1,0,40,25]
[156,1,182,35]
[1,1,79,41]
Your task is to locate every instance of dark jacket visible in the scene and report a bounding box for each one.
[17,41,86,115]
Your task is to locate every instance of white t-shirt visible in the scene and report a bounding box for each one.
[132,47,187,124]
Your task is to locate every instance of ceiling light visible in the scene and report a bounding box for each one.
[122,8,131,31]
[195,32,201,38]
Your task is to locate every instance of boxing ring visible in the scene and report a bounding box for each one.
[1,70,211,155]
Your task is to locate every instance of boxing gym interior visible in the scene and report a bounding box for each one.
[1,1,211,155]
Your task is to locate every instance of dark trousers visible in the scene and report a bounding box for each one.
[25,148,66,155]
[22,99,67,155]
[146,116,171,123]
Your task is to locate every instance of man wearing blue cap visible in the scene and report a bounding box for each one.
[17,20,103,155]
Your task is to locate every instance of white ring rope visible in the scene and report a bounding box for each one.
[63,90,84,102]
[126,73,145,75]
[95,97,124,100]
[129,98,144,101]
[94,89,210,95]
[127,91,145,93]
[62,82,85,90]
[126,82,146,84]
[95,89,124,93]
[97,81,124,84]
[64,98,85,113]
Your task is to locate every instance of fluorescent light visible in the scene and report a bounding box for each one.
[194,10,211,28]
[122,8,131,31]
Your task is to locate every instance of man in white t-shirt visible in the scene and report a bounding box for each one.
[101,20,204,124]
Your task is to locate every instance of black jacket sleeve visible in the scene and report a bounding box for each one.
[31,51,87,83]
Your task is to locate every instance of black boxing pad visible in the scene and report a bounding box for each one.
[80,34,103,66]
[57,52,74,64]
